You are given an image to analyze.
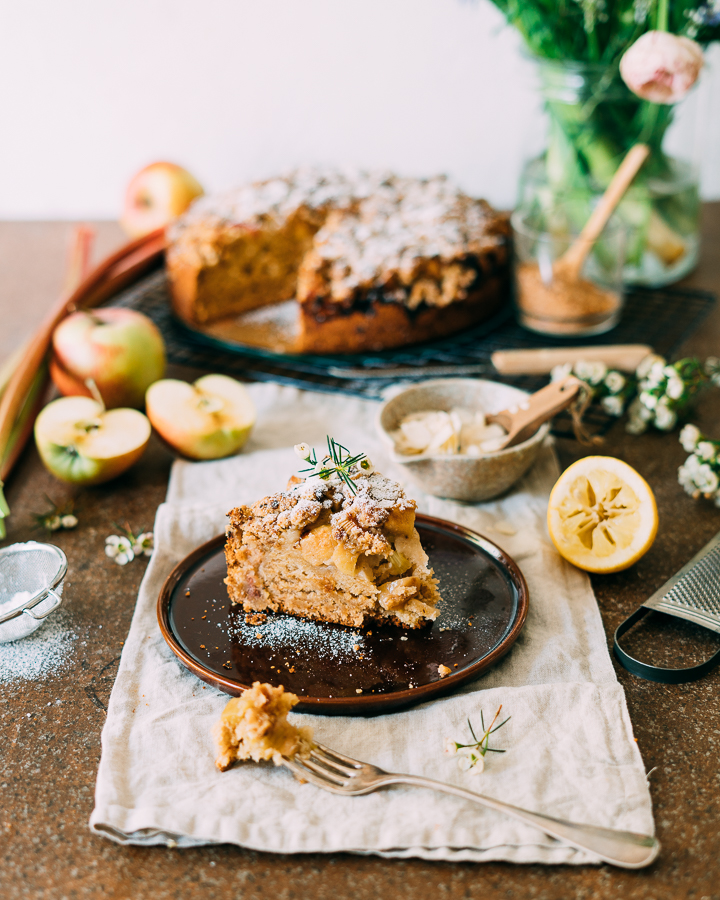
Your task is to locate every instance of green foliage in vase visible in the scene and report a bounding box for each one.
[490,1,720,63]
[489,0,719,277]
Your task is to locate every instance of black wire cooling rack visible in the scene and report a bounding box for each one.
[110,266,715,438]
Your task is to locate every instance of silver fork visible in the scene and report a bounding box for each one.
[281,742,660,869]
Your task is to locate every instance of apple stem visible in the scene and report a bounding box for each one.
[85,378,106,411]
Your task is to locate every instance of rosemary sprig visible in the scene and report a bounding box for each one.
[294,437,372,494]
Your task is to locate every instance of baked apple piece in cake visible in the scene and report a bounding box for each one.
[214,682,313,771]
[224,439,441,629]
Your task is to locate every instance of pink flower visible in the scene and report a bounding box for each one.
[620,31,704,104]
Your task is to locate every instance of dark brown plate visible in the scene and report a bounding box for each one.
[157,514,529,715]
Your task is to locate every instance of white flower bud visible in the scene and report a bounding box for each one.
[294,443,311,460]
[443,738,457,756]
[60,514,78,529]
[645,362,666,388]
[550,363,573,382]
[636,353,665,380]
[604,371,626,394]
[697,441,716,461]
[468,754,485,775]
[639,391,658,411]
[666,376,685,400]
[106,535,134,564]
[358,457,374,475]
[457,754,474,773]
[654,402,677,431]
[575,360,607,385]
[132,532,155,557]
[601,395,624,417]
[48,516,62,532]
[696,464,719,494]
[679,424,701,452]
[626,416,648,436]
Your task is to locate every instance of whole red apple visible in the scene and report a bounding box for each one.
[121,162,204,238]
[51,308,166,409]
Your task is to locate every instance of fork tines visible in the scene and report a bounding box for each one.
[281,742,362,792]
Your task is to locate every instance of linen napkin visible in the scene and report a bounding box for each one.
[90,384,654,863]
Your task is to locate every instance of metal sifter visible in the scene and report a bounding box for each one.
[0,541,67,644]
[614,530,720,683]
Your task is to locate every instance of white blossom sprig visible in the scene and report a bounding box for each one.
[105,535,135,566]
[677,424,720,504]
[626,355,719,435]
[105,523,154,566]
[552,355,720,436]
[551,360,635,419]
[443,705,510,776]
[32,497,79,533]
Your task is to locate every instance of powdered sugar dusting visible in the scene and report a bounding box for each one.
[223,612,366,659]
[353,472,406,505]
[288,469,406,508]
[0,610,77,683]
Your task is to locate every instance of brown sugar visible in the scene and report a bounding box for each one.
[516,262,620,335]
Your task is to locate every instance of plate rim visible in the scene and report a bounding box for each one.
[157,513,529,715]
[172,303,514,370]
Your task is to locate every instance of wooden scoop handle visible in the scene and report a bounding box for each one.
[556,144,650,281]
[488,376,582,449]
[491,344,652,375]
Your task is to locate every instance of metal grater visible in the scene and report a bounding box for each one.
[614,530,720,683]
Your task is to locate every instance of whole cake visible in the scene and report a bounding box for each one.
[166,169,510,353]
[224,440,441,629]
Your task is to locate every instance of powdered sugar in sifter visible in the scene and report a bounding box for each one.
[0,541,67,644]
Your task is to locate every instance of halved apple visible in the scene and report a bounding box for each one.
[145,374,255,460]
[34,396,151,485]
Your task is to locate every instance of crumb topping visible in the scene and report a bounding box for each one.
[227,467,416,557]
[168,167,507,309]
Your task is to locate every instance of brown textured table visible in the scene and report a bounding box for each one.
[1,211,719,900]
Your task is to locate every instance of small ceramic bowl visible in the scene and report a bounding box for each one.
[377,379,550,502]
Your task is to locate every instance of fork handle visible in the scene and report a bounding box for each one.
[377,774,659,869]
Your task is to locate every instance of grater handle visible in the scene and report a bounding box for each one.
[614,606,720,684]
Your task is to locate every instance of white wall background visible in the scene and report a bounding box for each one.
[1,0,718,219]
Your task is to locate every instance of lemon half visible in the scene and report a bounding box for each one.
[547,456,658,574]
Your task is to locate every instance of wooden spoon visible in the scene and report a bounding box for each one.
[487,376,582,449]
[552,143,650,284]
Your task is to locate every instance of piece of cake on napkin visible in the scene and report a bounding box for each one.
[224,440,441,629]
[214,682,313,771]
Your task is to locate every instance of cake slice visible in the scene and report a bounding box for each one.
[224,441,441,629]
[213,682,313,771]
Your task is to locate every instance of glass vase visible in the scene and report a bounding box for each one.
[518,59,701,287]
